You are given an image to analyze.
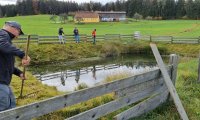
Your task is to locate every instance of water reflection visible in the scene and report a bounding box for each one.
[92,66,96,80]
[35,62,157,92]
[60,71,65,86]
[75,69,80,83]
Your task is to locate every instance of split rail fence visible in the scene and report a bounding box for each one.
[13,34,200,44]
[0,54,179,120]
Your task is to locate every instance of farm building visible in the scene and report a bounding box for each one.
[74,11,100,23]
[97,11,126,22]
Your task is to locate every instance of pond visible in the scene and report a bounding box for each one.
[28,54,166,92]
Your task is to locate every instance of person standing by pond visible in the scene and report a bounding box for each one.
[58,27,65,44]
[92,29,96,44]
[73,27,80,43]
[0,21,31,111]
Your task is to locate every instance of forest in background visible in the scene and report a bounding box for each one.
[0,0,200,20]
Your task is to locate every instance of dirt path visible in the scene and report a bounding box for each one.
[167,23,200,36]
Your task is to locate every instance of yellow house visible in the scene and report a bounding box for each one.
[74,11,100,23]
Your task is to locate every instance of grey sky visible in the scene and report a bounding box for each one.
[0,0,118,5]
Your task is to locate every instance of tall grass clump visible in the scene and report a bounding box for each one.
[104,72,133,83]
[74,83,88,91]
[100,42,121,57]
[11,71,62,106]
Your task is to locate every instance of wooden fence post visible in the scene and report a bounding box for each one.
[119,34,121,40]
[150,44,189,120]
[168,54,179,101]
[171,36,173,44]
[198,36,200,44]
[169,54,179,85]
[150,35,152,42]
[37,35,40,44]
[198,57,200,83]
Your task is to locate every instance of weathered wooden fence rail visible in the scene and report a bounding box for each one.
[0,54,179,120]
[13,34,200,44]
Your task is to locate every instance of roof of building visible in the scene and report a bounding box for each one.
[75,11,99,18]
[96,11,126,14]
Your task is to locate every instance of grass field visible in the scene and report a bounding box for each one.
[0,15,200,36]
[11,42,199,120]
[1,15,200,119]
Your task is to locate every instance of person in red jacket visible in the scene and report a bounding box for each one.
[92,29,96,44]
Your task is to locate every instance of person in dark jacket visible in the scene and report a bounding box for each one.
[58,27,65,44]
[73,27,80,43]
[0,21,31,111]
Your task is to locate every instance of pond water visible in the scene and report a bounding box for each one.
[29,55,165,92]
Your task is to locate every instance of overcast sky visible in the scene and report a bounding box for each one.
[0,0,118,5]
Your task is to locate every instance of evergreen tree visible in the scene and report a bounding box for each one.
[163,0,176,19]
[38,0,46,14]
[91,2,102,11]
[176,0,186,19]
[0,6,3,17]
[158,1,164,17]
[185,0,195,19]
[25,0,34,15]
[193,0,200,19]
[0,0,198,20]
[141,0,152,18]
[150,0,159,17]
[115,0,121,11]
[4,5,17,17]
[17,0,26,15]
[32,0,39,14]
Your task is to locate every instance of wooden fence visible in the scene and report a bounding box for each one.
[13,34,200,44]
[0,54,178,120]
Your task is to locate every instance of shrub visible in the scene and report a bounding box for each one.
[146,16,153,20]
[153,16,163,20]
[182,15,189,20]
[133,12,143,21]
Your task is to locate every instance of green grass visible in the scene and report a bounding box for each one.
[15,40,200,64]
[16,41,170,64]
[129,59,200,120]
[10,42,200,120]
[1,15,200,36]
[2,14,200,119]
[11,71,62,106]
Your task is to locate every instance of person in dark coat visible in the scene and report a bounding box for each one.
[0,21,30,111]
[58,27,65,44]
[73,27,80,43]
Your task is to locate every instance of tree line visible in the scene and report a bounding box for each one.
[0,0,200,20]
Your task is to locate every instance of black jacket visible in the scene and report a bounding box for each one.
[0,29,25,85]
[58,28,64,35]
